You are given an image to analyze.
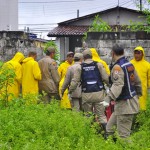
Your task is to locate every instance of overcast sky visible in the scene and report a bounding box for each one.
[18,0,149,39]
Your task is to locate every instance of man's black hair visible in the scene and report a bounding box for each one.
[45,50,50,56]
[28,51,37,57]
[112,44,124,56]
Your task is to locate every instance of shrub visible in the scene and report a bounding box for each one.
[1,96,150,149]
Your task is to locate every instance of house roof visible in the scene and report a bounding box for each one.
[47,6,144,37]
[48,25,89,37]
[58,6,144,25]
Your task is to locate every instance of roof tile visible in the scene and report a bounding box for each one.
[48,25,89,36]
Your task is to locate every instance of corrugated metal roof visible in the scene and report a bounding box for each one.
[47,25,89,37]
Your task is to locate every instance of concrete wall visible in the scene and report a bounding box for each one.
[0,31,44,62]
[0,0,18,31]
[86,32,150,64]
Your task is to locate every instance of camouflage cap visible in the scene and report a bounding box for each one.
[47,47,56,53]
[82,49,92,57]
[67,51,74,57]
[74,53,83,59]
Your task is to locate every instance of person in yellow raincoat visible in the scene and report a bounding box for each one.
[58,52,74,108]
[90,48,110,75]
[2,52,25,101]
[130,46,150,110]
[22,51,41,104]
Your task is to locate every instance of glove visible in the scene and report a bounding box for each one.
[104,84,110,94]
[68,93,72,101]
[106,88,110,94]
[100,101,109,107]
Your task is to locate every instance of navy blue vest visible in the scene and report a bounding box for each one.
[81,61,104,93]
[111,57,137,100]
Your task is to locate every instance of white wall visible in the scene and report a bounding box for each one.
[0,0,18,31]
[58,37,69,61]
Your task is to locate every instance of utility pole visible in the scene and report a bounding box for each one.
[77,9,79,18]
[140,0,142,11]
[117,0,120,27]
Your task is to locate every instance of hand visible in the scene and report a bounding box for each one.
[105,88,110,94]
[104,84,110,94]
[100,101,109,107]
[68,94,72,101]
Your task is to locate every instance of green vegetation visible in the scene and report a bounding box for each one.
[0,62,16,106]
[0,97,150,149]
[127,0,150,32]
[0,63,150,149]
[89,15,112,32]
[83,1,150,40]
[83,15,112,40]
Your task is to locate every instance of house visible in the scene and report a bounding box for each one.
[47,6,146,60]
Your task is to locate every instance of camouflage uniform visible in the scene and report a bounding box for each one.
[38,48,60,103]
[104,56,142,138]
[69,50,109,124]
[61,53,83,111]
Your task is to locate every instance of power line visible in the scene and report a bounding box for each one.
[18,0,136,36]
[125,2,135,8]
[19,0,133,16]
[120,0,133,6]
[19,0,94,3]
[19,23,57,25]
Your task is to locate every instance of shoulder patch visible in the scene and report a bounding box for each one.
[114,65,121,71]
[113,65,121,75]
[52,61,56,66]
[127,66,134,72]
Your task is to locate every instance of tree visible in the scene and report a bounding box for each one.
[83,15,112,40]
[128,0,150,32]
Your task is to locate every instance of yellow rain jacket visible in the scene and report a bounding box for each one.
[22,57,41,97]
[90,48,110,75]
[4,52,25,100]
[130,46,150,110]
[58,61,74,108]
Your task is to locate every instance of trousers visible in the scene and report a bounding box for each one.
[106,112,134,138]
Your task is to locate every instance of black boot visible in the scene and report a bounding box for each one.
[101,123,107,139]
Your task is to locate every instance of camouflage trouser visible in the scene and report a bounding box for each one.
[82,101,107,124]
[106,112,134,138]
[39,92,60,104]
[71,98,82,111]
[82,91,107,124]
